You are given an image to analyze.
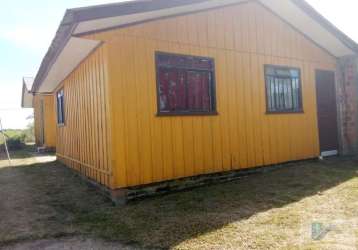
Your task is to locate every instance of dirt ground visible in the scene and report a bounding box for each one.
[0,150,131,250]
[0,148,358,249]
[5,237,135,250]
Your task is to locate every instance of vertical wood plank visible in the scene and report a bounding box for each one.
[54,1,338,189]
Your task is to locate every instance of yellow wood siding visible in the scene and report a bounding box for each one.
[33,94,56,148]
[55,46,113,188]
[82,1,337,188]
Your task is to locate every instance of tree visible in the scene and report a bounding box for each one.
[24,122,35,143]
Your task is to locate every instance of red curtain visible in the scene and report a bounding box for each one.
[159,69,186,111]
[158,53,212,112]
[187,71,210,111]
[159,69,211,112]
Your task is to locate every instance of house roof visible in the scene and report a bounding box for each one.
[23,77,34,90]
[31,0,358,93]
[21,77,34,108]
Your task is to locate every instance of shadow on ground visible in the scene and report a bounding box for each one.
[1,144,35,156]
[0,145,56,169]
[0,155,357,249]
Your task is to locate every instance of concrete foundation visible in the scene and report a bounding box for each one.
[108,159,318,205]
[60,159,320,205]
[37,146,56,154]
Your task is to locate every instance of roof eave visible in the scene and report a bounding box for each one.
[31,0,358,93]
[21,80,34,108]
[291,0,358,54]
[21,82,26,108]
[31,10,77,93]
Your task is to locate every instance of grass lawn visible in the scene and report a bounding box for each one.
[0,151,357,249]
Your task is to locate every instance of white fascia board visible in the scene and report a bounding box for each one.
[22,86,33,108]
[38,37,101,93]
[73,0,245,35]
[260,0,354,57]
[74,0,354,57]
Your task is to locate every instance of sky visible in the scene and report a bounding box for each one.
[0,0,357,129]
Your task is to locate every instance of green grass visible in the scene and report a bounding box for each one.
[0,154,357,249]
[0,145,37,167]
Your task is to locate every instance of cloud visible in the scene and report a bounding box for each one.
[0,25,55,51]
[0,78,33,129]
[0,109,33,130]
[307,0,358,42]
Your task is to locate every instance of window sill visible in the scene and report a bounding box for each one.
[266,110,304,115]
[156,111,219,117]
[57,123,66,127]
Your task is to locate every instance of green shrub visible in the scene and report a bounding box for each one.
[5,136,26,150]
[0,121,34,152]
[0,129,28,151]
[24,122,35,143]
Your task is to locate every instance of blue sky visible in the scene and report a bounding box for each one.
[0,0,357,129]
[0,0,117,129]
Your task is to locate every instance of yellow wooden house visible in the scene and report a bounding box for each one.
[22,0,358,202]
[22,77,56,149]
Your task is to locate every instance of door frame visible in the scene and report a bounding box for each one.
[315,69,340,157]
[40,99,45,146]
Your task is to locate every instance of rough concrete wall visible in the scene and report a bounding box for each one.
[337,56,358,155]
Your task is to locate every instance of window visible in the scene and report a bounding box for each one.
[265,65,303,113]
[156,52,216,115]
[57,89,65,125]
